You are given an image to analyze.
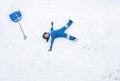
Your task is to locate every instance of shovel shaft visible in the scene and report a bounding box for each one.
[18,22,26,36]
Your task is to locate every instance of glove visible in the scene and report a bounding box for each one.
[48,48,52,51]
[51,22,53,26]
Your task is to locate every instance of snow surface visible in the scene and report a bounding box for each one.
[0,0,120,81]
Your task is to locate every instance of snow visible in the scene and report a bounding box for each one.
[0,0,120,81]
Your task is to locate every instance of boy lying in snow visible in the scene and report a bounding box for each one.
[43,19,77,51]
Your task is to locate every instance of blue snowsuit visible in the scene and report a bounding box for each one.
[49,20,76,50]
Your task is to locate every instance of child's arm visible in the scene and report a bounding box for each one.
[50,22,54,32]
[48,38,55,51]
[48,22,54,51]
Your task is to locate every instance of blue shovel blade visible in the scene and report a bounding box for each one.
[9,10,22,23]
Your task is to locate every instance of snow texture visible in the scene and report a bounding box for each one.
[0,0,120,81]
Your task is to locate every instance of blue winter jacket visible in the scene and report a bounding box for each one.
[49,21,75,50]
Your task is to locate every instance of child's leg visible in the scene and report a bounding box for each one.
[61,33,76,41]
[59,20,73,32]
[67,35,76,41]
[65,19,73,29]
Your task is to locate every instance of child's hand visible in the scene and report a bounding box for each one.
[48,48,52,51]
[51,22,53,26]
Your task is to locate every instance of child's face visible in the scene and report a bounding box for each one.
[44,33,49,38]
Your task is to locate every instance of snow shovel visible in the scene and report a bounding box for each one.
[9,10,27,40]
